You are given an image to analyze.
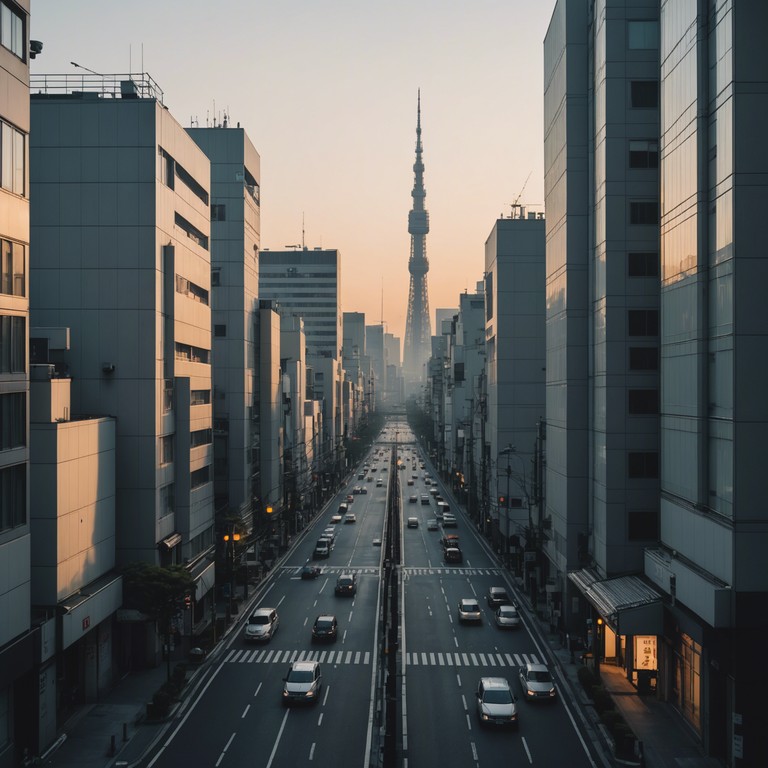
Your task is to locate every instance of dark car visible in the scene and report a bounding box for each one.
[335,573,357,596]
[444,546,463,564]
[301,565,321,579]
[486,586,515,609]
[311,614,338,642]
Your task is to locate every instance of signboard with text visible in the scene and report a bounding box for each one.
[633,635,657,671]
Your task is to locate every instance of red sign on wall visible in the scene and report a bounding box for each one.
[82,616,91,631]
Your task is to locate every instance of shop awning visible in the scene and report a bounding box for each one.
[160,532,182,550]
[569,569,664,635]
[189,557,216,601]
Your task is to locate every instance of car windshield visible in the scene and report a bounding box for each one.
[492,591,508,599]
[249,615,269,625]
[499,607,517,617]
[463,603,479,612]
[287,669,313,682]
[316,619,334,629]
[529,670,552,683]
[483,689,512,704]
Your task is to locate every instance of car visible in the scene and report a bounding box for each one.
[407,479,415,486]
[476,677,518,727]
[360,485,368,494]
[244,607,279,642]
[424,478,431,486]
[372,538,382,547]
[335,572,357,595]
[518,663,557,702]
[494,605,521,629]
[311,614,338,642]
[301,565,322,579]
[429,487,438,496]
[458,598,482,622]
[282,660,322,705]
[357,473,365,480]
[427,519,439,531]
[366,475,373,482]
[330,515,342,524]
[420,494,430,505]
[344,512,357,523]
[409,494,418,504]
[353,486,362,494]
[407,517,419,528]
[486,586,514,608]
[346,494,354,504]
[376,479,383,487]
[411,473,418,480]
[441,534,460,549]
[442,514,457,527]
[444,546,462,564]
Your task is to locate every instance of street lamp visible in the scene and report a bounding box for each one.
[222,528,241,623]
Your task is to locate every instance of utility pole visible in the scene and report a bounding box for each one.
[479,371,488,536]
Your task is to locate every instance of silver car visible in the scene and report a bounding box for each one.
[458,599,482,623]
[476,677,518,727]
[282,660,322,705]
[494,604,521,629]
[518,663,557,702]
[244,607,279,642]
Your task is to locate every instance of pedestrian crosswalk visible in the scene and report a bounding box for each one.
[405,651,541,668]
[224,648,372,665]
[403,567,503,577]
[283,566,381,576]
[223,647,540,669]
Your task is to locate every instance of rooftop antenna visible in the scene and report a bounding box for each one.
[380,277,384,326]
[509,171,532,218]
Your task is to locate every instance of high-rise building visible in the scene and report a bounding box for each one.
[0,0,35,759]
[187,126,261,527]
[403,91,431,384]
[545,2,768,763]
[259,248,342,361]
[484,214,546,571]
[30,75,215,608]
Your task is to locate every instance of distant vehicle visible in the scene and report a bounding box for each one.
[335,573,357,596]
[420,494,430,505]
[360,486,368,494]
[372,538,382,547]
[494,605,521,629]
[282,660,322,705]
[486,586,514,608]
[376,479,384,487]
[429,487,438,496]
[313,540,330,559]
[344,513,357,523]
[518,663,556,702]
[330,515,342,524]
[407,479,415,486]
[476,677,518,727]
[311,614,338,642]
[444,547,463,564]
[442,514,457,528]
[409,495,418,504]
[458,599,482,623]
[407,517,419,528]
[338,503,348,514]
[244,607,279,642]
[427,519,439,531]
[353,486,362,494]
[441,534,459,549]
[346,495,354,504]
[301,565,322,580]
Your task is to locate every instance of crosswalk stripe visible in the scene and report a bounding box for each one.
[364,652,371,664]
[479,653,487,666]
[496,654,505,665]
[504,653,515,666]
[318,651,327,663]
[289,651,298,662]
[445,653,453,666]
[522,653,532,665]
[430,653,436,665]
[224,650,235,663]
[530,654,540,665]
[345,651,353,664]
[470,653,479,666]
[241,651,254,662]
[230,650,242,662]
[421,652,428,665]
[437,653,444,666]
[461,653,470,666]
[355,651,361,664]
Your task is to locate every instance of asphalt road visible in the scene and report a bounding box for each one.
[144,419,597,768]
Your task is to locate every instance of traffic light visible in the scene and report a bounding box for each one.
[266,506,273,515]
[498,495,508,509]
[184,593,192,610]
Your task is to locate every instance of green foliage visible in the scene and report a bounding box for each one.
[122,562,196,624]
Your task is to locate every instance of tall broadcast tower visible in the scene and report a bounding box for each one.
[403,90,432,383]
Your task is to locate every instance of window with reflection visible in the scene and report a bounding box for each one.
[629,140,659,169]
[628,20,658,50]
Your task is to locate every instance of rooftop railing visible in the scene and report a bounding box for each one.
[30,72,164,104]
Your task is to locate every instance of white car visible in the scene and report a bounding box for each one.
[518,663,557,702]
[244,607,279,642]
[476,677,518,727]
[282,660,322,705]
[407,517,419,528]
[494,605,521,629]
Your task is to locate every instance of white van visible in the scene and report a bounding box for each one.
[314,539,331,559]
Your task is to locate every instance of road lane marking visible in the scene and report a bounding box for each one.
[471,742,478,761]
[343,630,348,643]
[265,709,290,768]
[478,653,487,665]
[348,611,353,623]
[276,594,286,607]
[230,650,242,662]
[309,742,316,760]
[318,713,323,726]
[215,730,237,766]
[461,694,468,711]
[256,651,266,662]
[465,714,472,730]
[437,653,444,665]
[522,736,533,763]
[504,653,515,666]
[254,682,262,697]
[462,653,470,665]
[346,651,353,664]
[322,685,330,706]
[319,651,327,663]
[241,704,250,718]
[456,674,462,686]
[355,651,361,664]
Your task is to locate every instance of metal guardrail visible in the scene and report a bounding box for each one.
[30,72,164,104]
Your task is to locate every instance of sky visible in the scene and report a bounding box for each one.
[30,1,555,344]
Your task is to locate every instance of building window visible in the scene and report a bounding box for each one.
[214,324,226,337]
[158,148,174,189]
[211,268,221,287]
[630,80,658,108]
[629,346,658,370]
[191,428,212,448]
[1,240,24,296]
[628,252,658,277]
[0,462,26,531]
[629,140,658,169]
[174,342,210,365]
[628,310,659,337]
[0,315,25,372]
[485,272,494,321]
[1,120,25,195]
[190,466,210,489]
[174,213,208,250]
[629,389,659,414]
[175,161,209,205]
[628,451,659,479]
[160,435,174,465]
[0,392,25,450]
[160,483,175,518]
[244,167,260,205]
[630,201,659,225]
[0,2,24,59]
[211,203,226,221]
[628,20,658,49]
[628,509,659,540]
[191,389,211,405]
[175,274,209,305]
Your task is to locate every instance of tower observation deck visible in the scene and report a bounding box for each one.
[403,90,432,383]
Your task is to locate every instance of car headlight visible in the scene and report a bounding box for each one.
[526,689,535,696]
[282,690,289,697]
[481,713,489,721]
[306,690,315,698]
[549,689,556,696]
